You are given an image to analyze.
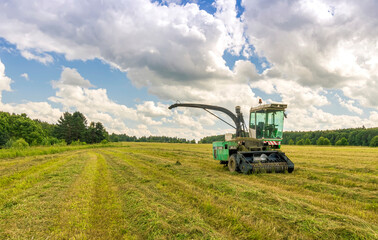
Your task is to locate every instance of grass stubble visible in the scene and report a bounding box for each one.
[0,143,376,239]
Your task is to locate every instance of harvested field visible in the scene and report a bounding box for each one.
[0,143,377,239]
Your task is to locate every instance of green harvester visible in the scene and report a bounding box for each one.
[169,102,294,174]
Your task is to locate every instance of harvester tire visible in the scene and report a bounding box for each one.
[228,154,239,172]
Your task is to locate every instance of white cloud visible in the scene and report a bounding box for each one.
[342,76,378,109]
[0,0,247,103]
[242,0,378,109]
[20,73,29,80]
[213,0,247,56]
[251,77,328,109]
[21,50,53,64]
[136,101,171,118]
[52,67,94,88]
[0,58,12,101]
[336,94,363,115]
[285,106,377,131]
[0,101,62,123]
[0,0,376,140]
[0,59,62,122]
[368,111,378,126]
[49,68,170,134]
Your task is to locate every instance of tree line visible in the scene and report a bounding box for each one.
[109,133,196,144]
[282,127,378,147]
[0,110,197,148]
[2,110,377,148]
[0,111,108,148]
[198,135,225,143]
[199,127,378,147]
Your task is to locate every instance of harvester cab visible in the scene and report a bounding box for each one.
[249,103,287,149]
[168,102,294,174]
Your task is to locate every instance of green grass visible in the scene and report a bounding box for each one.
[0,143,121,159]
[0,143,377,239]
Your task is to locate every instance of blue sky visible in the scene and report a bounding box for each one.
[0,0,377,139]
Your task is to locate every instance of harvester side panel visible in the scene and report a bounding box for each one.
[212,141,237,161]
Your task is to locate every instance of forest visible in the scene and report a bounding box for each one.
[0,111,195,148]
[199,127,378,147]
[282,127,378,147]
[108,133,195,144]
[0,111,108,148]
[1,111,377,148]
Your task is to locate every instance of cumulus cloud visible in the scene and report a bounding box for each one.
[0,58,12,101]
[242,0,378,109]
[49,68,138,123]
[136,101,171,118]
[0,0,248,102]
[213,0,247,56]
[0,0,377,139]
[49,68,181,134]
[251,76,328,109]
[52,67,94,88]
[285,106,377,131]
[21,50,53,64]
[336,94,363,115]
[0,59,61,122]
[1,101,62,123]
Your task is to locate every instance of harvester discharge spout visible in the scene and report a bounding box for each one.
[169,103,247,137]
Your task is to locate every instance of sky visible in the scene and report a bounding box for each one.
[0,0,377,140]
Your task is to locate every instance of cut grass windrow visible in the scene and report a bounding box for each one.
[100,145,377,239]
[54,151,128,239]
[0,151,89,239]
[0,143,376,239]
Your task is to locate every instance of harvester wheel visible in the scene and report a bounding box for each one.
[228,154,239,172]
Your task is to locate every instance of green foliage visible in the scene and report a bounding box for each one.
[335,137,349,146]
[101,139,109,144]
[317,137,331,145]
[71,140,87,146]
[11,138,29,149]
[55,139,67,146]
[41,137,60,146]
[283,127,377,146]
[53,112,109,145]
[0,111,112,148]
[199,134,225,143]
[296,139,304,145]
[317,137,324,145]
[0,112,45,146]
[109,133,192,143]
[4,139,14,148]
[54,112,87,144]
[304,138,311,145]
[288,139,295,145]
[370,136,378,147]
[86,122,108,144]
[0,113,10,146]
